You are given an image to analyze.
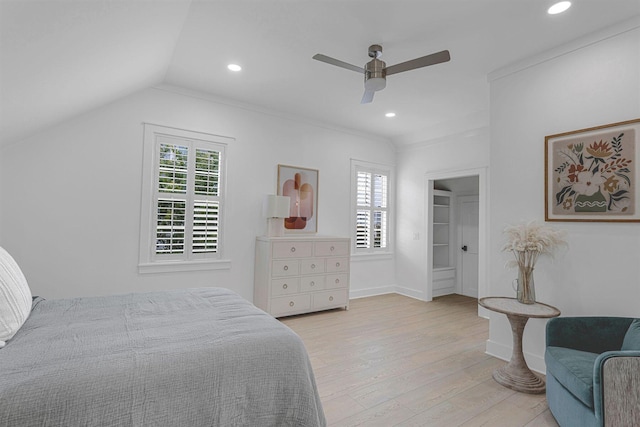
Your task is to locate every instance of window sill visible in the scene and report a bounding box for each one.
[351,252,394,262]
[138,259,231,274]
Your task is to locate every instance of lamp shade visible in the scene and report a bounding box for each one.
[264,195,290,218]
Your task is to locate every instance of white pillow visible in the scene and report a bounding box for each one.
[0,246,32,346]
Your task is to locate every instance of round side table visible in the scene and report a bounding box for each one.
[478,296,560,394]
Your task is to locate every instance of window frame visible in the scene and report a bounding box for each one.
[138,123,233,273]
[350,159,394,257]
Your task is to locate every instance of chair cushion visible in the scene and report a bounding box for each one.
[621,319,640,351]
[0,246,32,348]
[545,346,598,409]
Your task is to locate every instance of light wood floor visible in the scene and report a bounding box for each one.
[281,293,560,427]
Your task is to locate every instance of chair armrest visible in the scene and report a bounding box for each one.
[593,351,640,426]
[546,317,634,353]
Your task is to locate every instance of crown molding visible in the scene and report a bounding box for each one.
[488,16,640,82]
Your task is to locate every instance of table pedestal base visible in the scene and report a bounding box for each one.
[493,364,546,394]
[492,313,546,394]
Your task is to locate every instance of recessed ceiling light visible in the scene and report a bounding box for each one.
[227,64,242,72]
[385,112,396,118]
[548,1,571,15]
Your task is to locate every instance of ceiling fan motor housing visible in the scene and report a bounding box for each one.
[364,59,386,91]
[364,44,386,91]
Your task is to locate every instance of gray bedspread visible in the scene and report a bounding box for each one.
[0,287,326,426]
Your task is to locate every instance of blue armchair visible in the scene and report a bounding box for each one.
[545,317,640,426]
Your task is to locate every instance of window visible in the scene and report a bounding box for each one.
[351,160,393,254]
[139,124,233,273]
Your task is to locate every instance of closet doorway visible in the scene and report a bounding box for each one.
[425,168,487,303]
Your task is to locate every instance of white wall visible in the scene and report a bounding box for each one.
[0,171,2,242]
[488,22,640,372]
[395,127,490,299]
[0,86,396,301]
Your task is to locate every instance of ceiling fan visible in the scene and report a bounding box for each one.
[312,44,450,104]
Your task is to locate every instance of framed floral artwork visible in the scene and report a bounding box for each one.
[277,164,318,233]
[545,118,640,222]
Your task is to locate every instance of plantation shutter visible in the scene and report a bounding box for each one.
[356,171,372,248]
[153,139,224,259]
[193,201,219,253]
[156,143,188,254]
[193,148,221,254]
[355,168,388,250]
[373,174,388,248]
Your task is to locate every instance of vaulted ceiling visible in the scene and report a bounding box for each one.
[1,0,638,148]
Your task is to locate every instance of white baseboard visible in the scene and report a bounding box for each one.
[478,306,490,319]
[349,285,427,301]
[394,286,426,301]
[349,285,397,299]
[485,339,547,375]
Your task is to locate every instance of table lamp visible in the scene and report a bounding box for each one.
[264,195,291,237]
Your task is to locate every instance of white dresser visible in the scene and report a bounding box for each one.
[254,236,350,317]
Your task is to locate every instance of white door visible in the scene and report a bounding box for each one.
[459,196,479,298]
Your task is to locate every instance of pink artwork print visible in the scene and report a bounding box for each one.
[283,172,315,229]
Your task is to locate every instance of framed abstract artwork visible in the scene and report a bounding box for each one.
[277,164,318,233]
[545,118,640,222]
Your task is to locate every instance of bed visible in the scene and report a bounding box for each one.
[0,287,326,426]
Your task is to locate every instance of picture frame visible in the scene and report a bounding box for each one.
[545,118,640,222]
[277,164,319,233]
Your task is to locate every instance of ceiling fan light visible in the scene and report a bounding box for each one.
[548,1,571,14]
[365,77,386,92]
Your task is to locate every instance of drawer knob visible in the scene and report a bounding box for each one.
[283,265,289,271]
[289,301,295,307]
[329,296,334,302]
[311,263,316,269]
[283,284,288,289]
[335,279,340,284]
[336,262,340,267]
[330,246,335,251]
[290,247,296,253]
[310,281,315,286]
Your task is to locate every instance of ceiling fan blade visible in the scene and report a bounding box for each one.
[361,89,375,104]
[384,50,450,76]
[313,54,365,73]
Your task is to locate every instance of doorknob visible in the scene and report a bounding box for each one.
[461,245,468,252]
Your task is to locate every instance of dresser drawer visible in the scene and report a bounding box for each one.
[325,273,349,289]
[272,241,313,258]
[270,278,300,296]
[300,275,325,292]
[315,240,349,257]
[300,259,325,275]
[325,257,349,273]
[312,289,348,309]
[270,294,311,316]
[271,260,299,277]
